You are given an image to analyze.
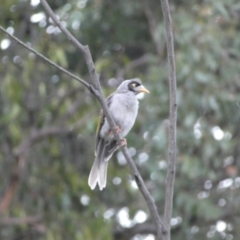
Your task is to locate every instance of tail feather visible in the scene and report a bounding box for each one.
[104,140,118,162]
[88,139,109,190]
[99,161,108,190]
[88,158,99,190]
[98,144,108,190]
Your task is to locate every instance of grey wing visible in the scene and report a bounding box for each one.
[95,93,115,153]
[95,110,104,155]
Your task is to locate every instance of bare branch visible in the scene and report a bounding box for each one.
[160,0,178,239]
[0,216,42,226]
[40,0,165,237]
[40,0,85,52]
[0,26,90,89]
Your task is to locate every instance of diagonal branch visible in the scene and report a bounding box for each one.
[0,215,42,225]
[160,0,178,239]
[0,26,90,89]
[40,0,165,238]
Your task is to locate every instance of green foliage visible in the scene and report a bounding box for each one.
[0,0,240,239]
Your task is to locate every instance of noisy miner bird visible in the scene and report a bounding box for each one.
[88,78,150,190]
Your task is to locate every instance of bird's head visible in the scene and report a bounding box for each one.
[117,78,150,95]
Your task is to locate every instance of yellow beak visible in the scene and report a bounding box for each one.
[139,85,150,94]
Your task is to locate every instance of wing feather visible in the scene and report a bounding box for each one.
[95,93,114,155]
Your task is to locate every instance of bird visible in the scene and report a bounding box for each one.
[88,78,150,190]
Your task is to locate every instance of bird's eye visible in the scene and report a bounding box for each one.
[132,83,136,87]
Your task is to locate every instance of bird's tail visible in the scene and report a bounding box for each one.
[88,140,119,190]
[88,140,108,191]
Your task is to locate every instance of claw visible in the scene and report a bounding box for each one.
[119,138,127,147]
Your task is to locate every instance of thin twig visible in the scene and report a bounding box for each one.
[0,26,90,89]
[40,0,165,238]
[0,216,42,225]
[160,0,177,239]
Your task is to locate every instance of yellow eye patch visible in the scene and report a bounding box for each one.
[132,83,136,87]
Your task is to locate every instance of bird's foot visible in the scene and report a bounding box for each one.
[119,138,127,147]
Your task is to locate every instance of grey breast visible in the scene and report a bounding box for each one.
[110,91,139,138]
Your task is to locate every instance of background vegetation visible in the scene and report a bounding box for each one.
[0,0,240,239]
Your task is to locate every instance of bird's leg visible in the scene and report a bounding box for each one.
[114,125,121,134]
[108,125,121,135]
